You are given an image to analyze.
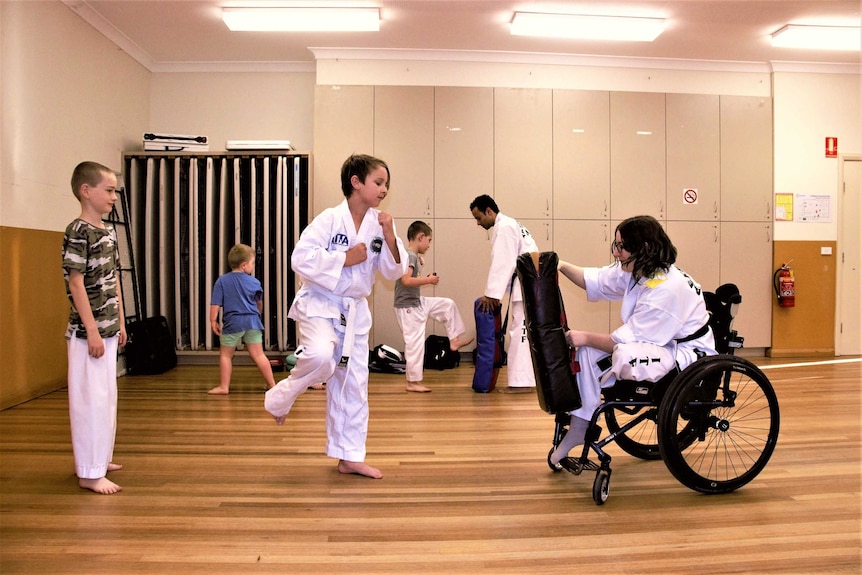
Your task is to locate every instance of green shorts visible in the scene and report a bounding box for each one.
[220,329,263,348]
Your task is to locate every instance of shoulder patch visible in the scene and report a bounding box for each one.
[643,272,668,289]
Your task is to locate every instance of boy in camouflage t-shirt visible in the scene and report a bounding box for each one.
[61,161,127,494]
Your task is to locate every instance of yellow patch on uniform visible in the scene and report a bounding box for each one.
[644,272,668,289]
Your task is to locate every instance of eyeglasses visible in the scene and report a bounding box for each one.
[611,240,628,253]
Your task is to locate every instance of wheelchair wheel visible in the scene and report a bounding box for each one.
[657,355,780,494]
[604,406,662,460]
[592,470,611,505]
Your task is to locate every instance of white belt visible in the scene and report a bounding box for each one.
[337,297,358,368]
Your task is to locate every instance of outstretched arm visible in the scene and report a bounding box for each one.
[566,330,615,354]
[558,260,586,290]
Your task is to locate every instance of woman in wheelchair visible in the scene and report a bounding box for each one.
[552,215,717,465]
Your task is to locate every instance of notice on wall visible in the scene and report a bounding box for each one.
[797,194,832,223]
[775,193,794,221]
[682,188,698,205]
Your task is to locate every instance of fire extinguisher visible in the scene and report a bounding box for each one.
[773,261,795,308]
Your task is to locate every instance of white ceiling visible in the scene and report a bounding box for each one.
[63,0,862,72]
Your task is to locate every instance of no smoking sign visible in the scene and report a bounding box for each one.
[683,188,698,205]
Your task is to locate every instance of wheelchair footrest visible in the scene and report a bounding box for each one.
[559,456,600,476]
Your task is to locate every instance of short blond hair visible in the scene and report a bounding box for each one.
[228,244,255,269]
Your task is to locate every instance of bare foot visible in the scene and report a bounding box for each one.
[338,460,382,479]
[406,382,431,393]
[107,463,123,472]
[449,336,474,351]
[79,477,122,494]
[208,386,229,395]
[273,414,286,426]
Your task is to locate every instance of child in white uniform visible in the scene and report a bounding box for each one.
[553,215,717,464]
[393,221,472,392]
[265,154,407,479]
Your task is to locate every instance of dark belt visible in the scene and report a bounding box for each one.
[675,323,710,343]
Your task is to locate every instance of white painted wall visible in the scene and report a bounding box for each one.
[148,72,315,153]
[773,72,862,241]
[0,0,149,232]
[2,0,859,245]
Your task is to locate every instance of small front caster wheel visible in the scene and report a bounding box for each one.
[593,470,611,505]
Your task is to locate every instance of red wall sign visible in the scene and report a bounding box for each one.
[825,137,838,158]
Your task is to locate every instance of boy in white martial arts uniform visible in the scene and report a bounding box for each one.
[265,154,408,479]
[552,215,717,464]
[469,194,539,394]
[394,221,473,393]
[62,161,127,494]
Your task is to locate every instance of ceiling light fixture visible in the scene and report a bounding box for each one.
[222,7,380,32]
[771,24,861,51]
[510,12,665,42]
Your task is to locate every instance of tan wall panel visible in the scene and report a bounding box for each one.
[769,240,837,357]
[0,227,69,409]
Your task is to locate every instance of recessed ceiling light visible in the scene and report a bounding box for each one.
[771,25,861,51]
[222,7,380,32]
[510,12,665,42]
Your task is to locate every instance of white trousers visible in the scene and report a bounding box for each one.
[505,301,536,388]
[265,300,371,462]
[67,335,118,479]
[571,346,615,421]
[394,296,466,382]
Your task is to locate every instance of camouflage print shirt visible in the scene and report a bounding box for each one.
[62,219,121,339]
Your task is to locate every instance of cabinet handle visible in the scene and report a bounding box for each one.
[426,197,431,215]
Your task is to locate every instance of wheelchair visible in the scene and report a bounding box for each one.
[548,284,781,505]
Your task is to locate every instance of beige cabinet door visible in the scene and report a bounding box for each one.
[553,90,610,220]
[435,87,494,219]
[313,85,374,214]
[494,88,553,220]
[374,86,434,220]
[720,96,773,222]
[521,218,553,253]
[666,94,720,222]
[424,218,495,350]
[720,222,773,347]
[610,92,667,221]
[666,221,721,292]
[553,220,613,334]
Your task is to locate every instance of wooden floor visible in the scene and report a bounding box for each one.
[1,356,860,574]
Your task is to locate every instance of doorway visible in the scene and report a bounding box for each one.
[837,156,861,355]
